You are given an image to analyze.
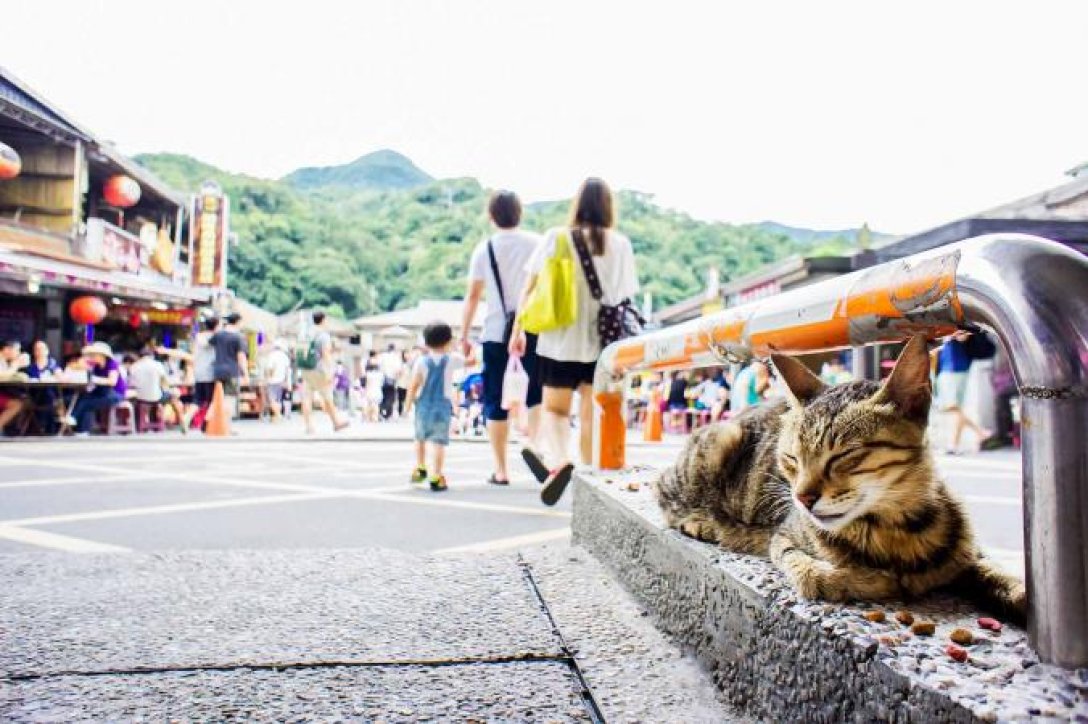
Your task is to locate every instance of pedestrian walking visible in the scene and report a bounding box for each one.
[460,189,544,485]
[188,315,219,431]
[296,310,350,434]
[264,339,291,422]
[935,330,994,454]
[395,351,412,417]
[378,344,403,420]
[405,322,472,491]
[364,355,384,422]
[509,178,640,505]
[209,312,249,421]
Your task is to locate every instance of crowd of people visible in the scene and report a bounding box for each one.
[0,176,1015,509]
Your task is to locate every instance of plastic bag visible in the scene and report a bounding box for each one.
[501,354,530,411]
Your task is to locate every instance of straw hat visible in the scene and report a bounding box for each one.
[81,341,113,358]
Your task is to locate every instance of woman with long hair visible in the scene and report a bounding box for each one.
[509,178,639,504]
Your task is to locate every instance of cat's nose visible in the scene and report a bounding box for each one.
[797,492,820,510]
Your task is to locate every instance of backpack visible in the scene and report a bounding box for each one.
[295,336,319,371]
[570,229,644,347]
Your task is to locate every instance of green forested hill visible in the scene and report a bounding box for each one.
[136,152,860,319]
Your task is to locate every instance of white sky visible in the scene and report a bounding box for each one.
[4,0,1086,233]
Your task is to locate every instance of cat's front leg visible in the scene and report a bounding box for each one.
[770,533,901,602]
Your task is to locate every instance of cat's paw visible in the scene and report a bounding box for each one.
[678,515,720,543]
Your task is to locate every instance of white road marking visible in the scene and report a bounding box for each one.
[0,472,177,489]
[983,546,1026,579]
[0,524,131,553]
[1,491,340,527]
[369,493,570,519]
[433,528,570,554]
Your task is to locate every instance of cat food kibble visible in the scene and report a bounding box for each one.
[911,621,936,636]
[950,628,974,645]
[863,610,886,623]
[946,644,969,662]
[626,482,641,492]
[894,610,914,626]
[977,617,1003,632]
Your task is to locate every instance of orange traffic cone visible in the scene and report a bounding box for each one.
[644,388,663,442]
[204,381,231,437]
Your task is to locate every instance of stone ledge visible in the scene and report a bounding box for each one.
[572,469,1088,722]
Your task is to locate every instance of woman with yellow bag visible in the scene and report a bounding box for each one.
[509,178,640,505]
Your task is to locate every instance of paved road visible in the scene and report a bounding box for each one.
[0,423,1025,576]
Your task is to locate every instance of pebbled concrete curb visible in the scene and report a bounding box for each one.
[572,470,1088,723]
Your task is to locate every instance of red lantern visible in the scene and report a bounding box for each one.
[103,175,141,208]
[69,296,108,325]
[0,142,20,180]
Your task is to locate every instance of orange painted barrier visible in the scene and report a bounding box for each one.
[643,388,663,442]
[204,381,230,437]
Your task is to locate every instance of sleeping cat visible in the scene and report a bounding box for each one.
[656,335,1025,621]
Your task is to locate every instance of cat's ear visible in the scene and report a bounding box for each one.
[873,335,932,422]
[770,353,826,406]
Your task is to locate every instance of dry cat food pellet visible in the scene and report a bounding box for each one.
[626,482,641,492]
[894,610,915,626]
[977,617,1003,632]
[863,610,886,623]
[911,621,936,636]
[946,644,969,662]
[950,628,974,645]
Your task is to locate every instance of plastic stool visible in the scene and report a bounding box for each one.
[107,401,136,435]
[135,401,166,433]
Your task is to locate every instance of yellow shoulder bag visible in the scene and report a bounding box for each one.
[519,231,577,334]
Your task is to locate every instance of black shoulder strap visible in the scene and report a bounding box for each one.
[571,229,603,301]
[486,238,508,315]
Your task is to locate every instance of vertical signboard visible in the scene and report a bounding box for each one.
[191,181,228,287]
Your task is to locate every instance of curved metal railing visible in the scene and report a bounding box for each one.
[591,234,1088,667]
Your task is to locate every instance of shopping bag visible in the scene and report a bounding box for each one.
[501,354,530,411]
[519,231,577,334]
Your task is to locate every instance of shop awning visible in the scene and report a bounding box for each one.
[0,246,212,305]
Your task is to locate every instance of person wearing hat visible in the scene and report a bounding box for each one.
[67,341,126,436]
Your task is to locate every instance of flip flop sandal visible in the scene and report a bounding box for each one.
[540,463,575,506]
[521,448,549,483]
[488,474,510,486]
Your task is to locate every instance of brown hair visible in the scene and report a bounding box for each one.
[569,177,614,255]
[488,190,522,229]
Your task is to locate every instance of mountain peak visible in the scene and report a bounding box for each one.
[284,149,433,191]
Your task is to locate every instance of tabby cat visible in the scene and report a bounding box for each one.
[656,335,1025,621]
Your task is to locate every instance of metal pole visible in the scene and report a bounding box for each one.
[954,236,1088,668]
[592,234,1088,666]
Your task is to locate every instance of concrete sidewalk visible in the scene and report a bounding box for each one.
[1,546,735,722]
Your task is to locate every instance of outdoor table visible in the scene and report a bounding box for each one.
[0,379,88,436]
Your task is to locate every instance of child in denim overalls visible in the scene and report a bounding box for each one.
[405,322,472,491]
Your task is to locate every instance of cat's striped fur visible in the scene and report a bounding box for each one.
[656,336,1025,621]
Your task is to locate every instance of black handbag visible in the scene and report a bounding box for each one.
[570,229,644,347]
[486,239,516,345]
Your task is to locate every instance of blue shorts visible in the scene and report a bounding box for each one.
[482,335,542,422]
[414,400,452,446]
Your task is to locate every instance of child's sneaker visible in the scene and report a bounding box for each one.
[429,475,448,492]
[410,466,427,484]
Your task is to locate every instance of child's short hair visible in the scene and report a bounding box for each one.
[422,321,453,349]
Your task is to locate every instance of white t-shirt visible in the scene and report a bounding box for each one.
[526,227,639,363]
[129,356,167,402]
[411,352,467,403]
[265,349,290,385]
[468,229,542,343]
[379,350,403,381]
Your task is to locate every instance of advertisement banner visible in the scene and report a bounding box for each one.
[191,181,228,287]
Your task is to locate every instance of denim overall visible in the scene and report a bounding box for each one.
[414,355,452,445]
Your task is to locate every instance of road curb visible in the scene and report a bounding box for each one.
[571,469,1085,722]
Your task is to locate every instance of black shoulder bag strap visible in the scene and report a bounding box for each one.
[487,238,517,344]
[486,238,509,315]
[571,228,604,301]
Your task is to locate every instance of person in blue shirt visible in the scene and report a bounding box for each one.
[936,331,992,454]
[26,340,60,434]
